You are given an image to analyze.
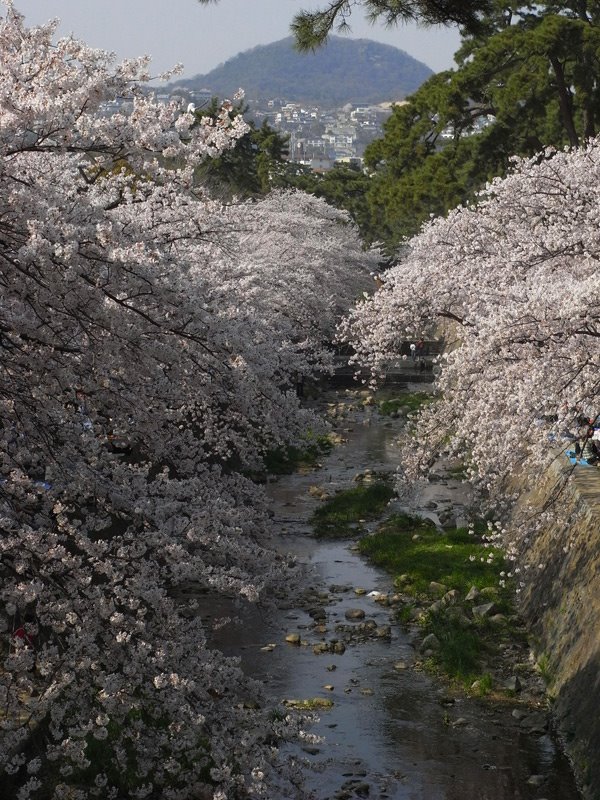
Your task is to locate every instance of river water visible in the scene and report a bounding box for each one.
[211,389,581,800]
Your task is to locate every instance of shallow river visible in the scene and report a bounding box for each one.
[213,389,581,800]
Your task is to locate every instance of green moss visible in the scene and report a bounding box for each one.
[282,697,334,710]
[359,515,520,688]
[264,432,333,475]
[378,392,432,416]
[310,482,396,538]
[358,516,509,601]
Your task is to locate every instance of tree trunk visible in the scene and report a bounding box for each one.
[549,55,580,147]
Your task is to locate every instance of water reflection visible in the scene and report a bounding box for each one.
[215,391,581,799]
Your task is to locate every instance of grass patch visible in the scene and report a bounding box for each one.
[310,482,395,538]
[359,514,519,689]
[358,515,509,602]
[264,433,333,475]
[425,611,483,680]
[378,392,432,416]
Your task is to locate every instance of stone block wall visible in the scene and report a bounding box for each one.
[520,466,600,799]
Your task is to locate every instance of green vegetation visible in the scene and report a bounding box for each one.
[282,697,334,710]
[359,514,519,687]
[424,611,484,680]
[358,515,508,598]
[288,163,372,236]
[264,433,334,475]
[359,2,600,251]
[193,99,291,198]
[288,0,489,51]
[176,36,432,106]
[311,481,395,537]
[378,392,432,417]
[536,652,553,686]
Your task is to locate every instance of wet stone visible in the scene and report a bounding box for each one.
[451,717,469,728]
[374,625,392,639]
[285,633,301,645]
[521,713,548,734]
[345,608,366,620]
[527,775,546,787]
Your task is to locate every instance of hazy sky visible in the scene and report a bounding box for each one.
[13,0,461,80]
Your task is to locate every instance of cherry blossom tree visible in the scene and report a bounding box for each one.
[0,4,376,797]
[342,141,600,560]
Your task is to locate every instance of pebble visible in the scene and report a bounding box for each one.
[526,774,546,787]
[345,608,366,620]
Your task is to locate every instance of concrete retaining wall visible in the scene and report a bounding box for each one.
[520,465,600,799]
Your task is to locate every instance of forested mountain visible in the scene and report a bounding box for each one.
[172,36,433,105]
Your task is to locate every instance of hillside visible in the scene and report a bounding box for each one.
[173,36,433,106]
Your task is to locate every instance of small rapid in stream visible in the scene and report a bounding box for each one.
[211,388,581,800]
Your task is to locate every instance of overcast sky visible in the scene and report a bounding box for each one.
[13,0,461,80]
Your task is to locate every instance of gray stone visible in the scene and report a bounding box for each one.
[521,713,548,735]
[408,607,427,623]
[429,581,448,596]
[329,584,351,593]
[526,775,545,787]
[472,602,497,618]
[421,633,441,651]
[345,608,366,620]
[451,717,469,728]
[441,589,460,606]
[465,586,480,602]
[373,625,392,639]
[504,676,522,693]
[479,586,500,598]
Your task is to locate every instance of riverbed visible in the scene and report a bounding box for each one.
[211,388,581,800]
